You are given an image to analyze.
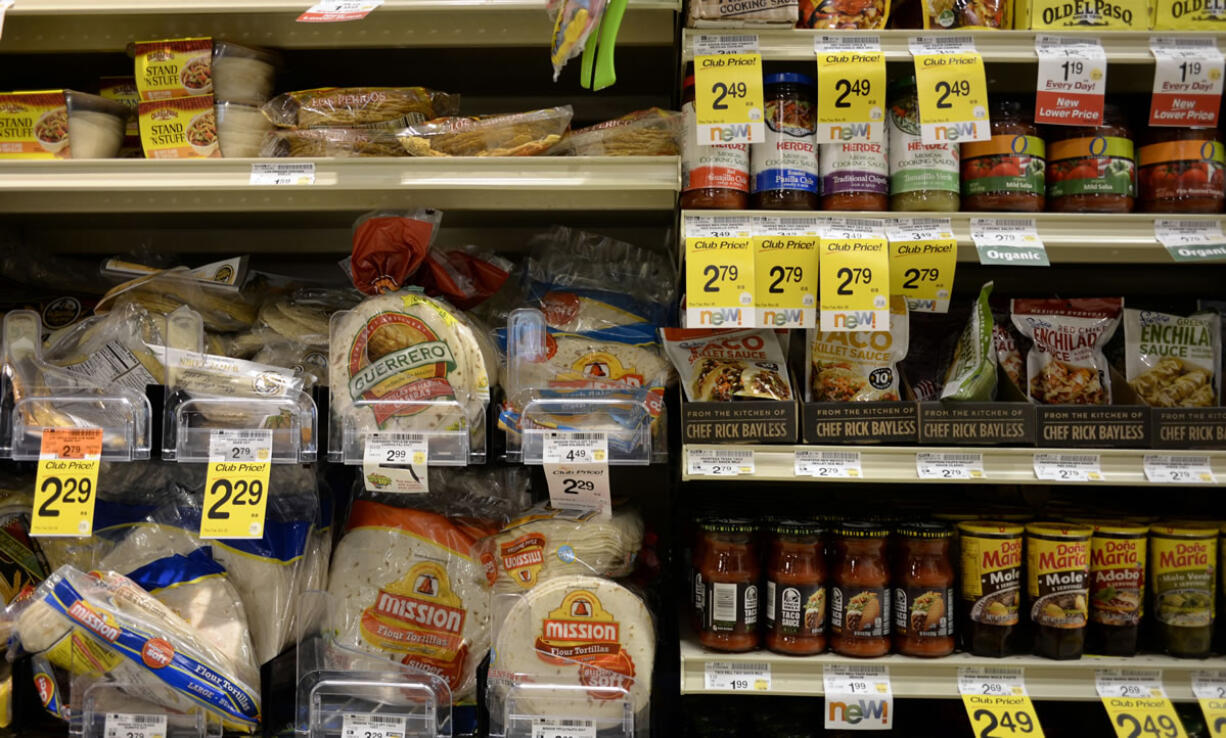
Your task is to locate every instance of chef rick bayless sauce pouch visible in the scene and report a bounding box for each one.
[808,295,908,402]
[1125,308,1221,407]
[1011,298,1122,405]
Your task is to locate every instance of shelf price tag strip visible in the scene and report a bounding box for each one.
[1192,671,1226,738]
[201,429,272,540]
[1154,219,1226,263]
[908,35,990,145]
[32,428,102,538]
[886,217,956,314]
[819,218,890,332]
[916,451,983,480]
[686,446,754,477]
[1034,35,1107,127]
[704,661,770,692]
[753,215,819,329]
[814,35,886,143]
[543,432,611,517]
[103,712,167,738]
[692,34,764,146]
[363,432,429,494]
[341,712,406,738]
[531,717,596,738]
[1144,454,1217,484]
[1096,669,1188,738]
[1149,37,1224,128]
[686,215,754,328]
[297,0,383,22]
[250,162,316,185]
[1033,452,1103,482]
[958,667,1045,738]
[971,218,1049,267]
[794,449,861,478]
[823,664,892,730]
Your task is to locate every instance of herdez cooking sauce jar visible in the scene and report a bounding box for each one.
[1046,105,1136,213]
[1086,522,1147,656]
[1149,523,1218,658]
[1138,128,1226,213]
[695,517,760,652]
[751,73,818,210]
[764,520,827,655]
[887,76,960,212]
[957,521,1024,657]
[681,75,750,210]
[893,522,955,657]
[830,521,890,657]
[1026,523,1091,660]
[961,97,1046,212]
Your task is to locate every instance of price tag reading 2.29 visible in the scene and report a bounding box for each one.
[693,35,765,146]
[910,36,990,145]
[815,35,886,143]
[819,219,890,332]
[201,429,272,540]
[32,428,103,537]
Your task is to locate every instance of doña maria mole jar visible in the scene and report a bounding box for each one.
[830,521,890,657]
[1086,521,1147,656]
[696,518,760,652]
[1150,522,1217,659]
[893,522,955,657]
[1026,523,1092,660]
[764,520,827,655]
[957,521,1024,657]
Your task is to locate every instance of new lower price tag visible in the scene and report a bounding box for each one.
[958,667,1045,738]
[693,35,764,145]
[363,432,429,494]
[297,0,383,22]
[815,35,886,143]
[249,162,316,185]
[1144,454,1217,484]
[795,449,861,478]
[32,428,102,537]
[341,713,406,738]
[201,429,272,539]
[543,432,611,516]
[104,712,167,738]
[824,664,892,730]
[1034,453,1103,482]
[1150,37,1224,127]
[916,452,983,480]
[1096,669,1188,738]
[886,217,957,313]
[686,215,754,328]
[704,661,771,692]
[531,717,596,738]
[1035,35,1107,126]
[971,218,1049,267]
[1192,671,1226,738]
[819,219,890,332]
[754,215,819,329]
[1155,219,1226,262]
[686,446,754,477]
[909,36,990,145]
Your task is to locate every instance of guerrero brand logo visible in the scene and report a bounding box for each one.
[829,697,890,725]
[68,601,121,642]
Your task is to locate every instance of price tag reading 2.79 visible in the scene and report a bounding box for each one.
[686,216,754,328]
[201,429,272,540]
[693,35,765,145]
[32,428,103,537]
[819,219,890,332]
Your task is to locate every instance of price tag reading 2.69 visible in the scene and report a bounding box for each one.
[201,429,273,540]
[32,428,103,537]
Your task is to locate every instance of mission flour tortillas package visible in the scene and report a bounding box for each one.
[1011,298,1122,405]
[1125,308,1221,407]
[661,328,793,402]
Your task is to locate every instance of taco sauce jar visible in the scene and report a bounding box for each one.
[820,139,889,211]
[893,522,955,657]
[1026,523,1092,660]
[681,75,750,210]
[957,521,1024,657]
[764,520,827,655]
[1086,522,1147,656]
[1138,128,1226,213]
[696,518,761,652]
[830,521,890,657]
[1149,523,1218,658]
[752,73,818,210]
[961,97,1046,212]
[1046,106,1136,213]
[887,77,960,212]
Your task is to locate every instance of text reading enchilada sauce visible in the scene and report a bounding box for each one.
[682,76,750,210]
[1087,522,1146,656]
[764,520,826,655]
[830,521,890,657]
[1026,523,1091,660]
[957,521,1023,657]
[893,522,955,657]
[1138,128,1226,213]
[696,518,760,652]
[1150,523,1217,659]
[1046,105,1136,213]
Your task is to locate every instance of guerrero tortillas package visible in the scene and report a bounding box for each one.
[1011,298,1122,405]
[807,296,908,402]
[1125,308,1221,407]
[661,328,792,402]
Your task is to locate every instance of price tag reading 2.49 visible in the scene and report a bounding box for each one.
[815,35,886,143]
[1096,669,1189,738]
[959,667,1046,738]
[910,36,990,145]
[32,428,103,537]
[693,35,765,146]
[686,215,754,328]
[819,219,889,332]
[201,429,273,540]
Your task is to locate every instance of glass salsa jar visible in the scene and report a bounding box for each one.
[893,522,955,657]
[957,521,1024,657]
[752,72,818,210]
[1086,521,1147,657]
[764,520,826,655]
[1026,523,1091,660]
[1046,104,1136,213]
[1149,523,1218,658]
[820,138,889,211]
[830,521,890,657]
[696,517,760,652]
[961,96,1046,212]
[887,76,959,212]
[1138,127,1226,213]
[681,75,750,210]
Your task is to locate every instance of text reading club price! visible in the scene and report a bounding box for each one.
[33,428,103,537]
[694,38,765,146]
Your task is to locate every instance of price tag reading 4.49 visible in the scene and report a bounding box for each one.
[201,430,272,540]
[1096,669,1189,738]
[959,667,1046,738]
[32,428,102,537]
[815,35,886,143]
[693,35,765,145]
[820,220,890,332]
[686,215,754,328]
[886,218,957,313]
[754,216,819,329]
[910,36,990,145]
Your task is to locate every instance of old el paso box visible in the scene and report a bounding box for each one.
[1014,0,1149,28]
[1152,0,1226,29]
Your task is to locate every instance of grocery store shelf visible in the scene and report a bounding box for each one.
[680,637,1204,701]
[681,211,1226,264]
[1,0,680,52]
[0,157,681,213]
[682,444,1226,485]
[682,28,1220,63]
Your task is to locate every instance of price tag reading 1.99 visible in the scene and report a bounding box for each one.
[910,36,990,145]
[32,428,103,537]
[686,216,754,328]
[201,429,273,540]
[819,222,890,332]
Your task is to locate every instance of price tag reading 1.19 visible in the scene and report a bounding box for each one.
[693,35,765,145]
[815,35,886,143]
[201,429,272,540]
[819,221,890,332]
[1034,35,1107,126]
[686,216,754,328]
[886,217,957,314]
[959,667,1046,738]
[32,428,103,537]
[910,36,990,145]
[1096,669,1188,738]
[1150,37,1224,128]
[753,216,819,329]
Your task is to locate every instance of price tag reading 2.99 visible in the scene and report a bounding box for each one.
[201,429,273,540]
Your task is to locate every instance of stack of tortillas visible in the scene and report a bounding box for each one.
[492,575,654,722]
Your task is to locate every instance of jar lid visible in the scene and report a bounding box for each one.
[770,518,823,537]
[764,72,814,87]
[1089,520,1149,537]
[959,520,1025,537]
[1151,521,1219,539]
[1026,522,1092,539]
[888,75,917,97]
[700,517,757,534]
[837,520,889,538]
[896,521,952,539]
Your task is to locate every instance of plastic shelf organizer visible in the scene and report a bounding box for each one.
[76,677,219,738]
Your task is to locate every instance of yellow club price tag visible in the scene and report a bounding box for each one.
[963,695,1045,738]
[754,216,819,329]
[910,37,990,145]
[1202,699,1226,737]
[819,221,889,332]
[201,430,273,540]
[1097,670,1188,738]
[1193,672,1226,737]
[815,36,886,143]
[686,216,754,328]
[887,218,957,313]
[693,35,765,145]
[32,428,102,537]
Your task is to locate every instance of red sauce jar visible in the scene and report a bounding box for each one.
[961,97,1046,212]
[893,522,955,657]
[1046,104,1135,213]
[681,75,750,210]
[1138,127,1226,213]
[696,517,760,651]
[764,520,827,655]
[830,521,890,657]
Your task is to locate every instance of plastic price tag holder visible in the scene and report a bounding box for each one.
[298,0,383,22]
[1144,454,1217,484]
[79,675,215,738]
[342,713,407,738]
[916,452,983,480]
[753,215,819,329]
[819,218,889,332]
[103,713,168,738]
[686,215,754,329]
[704,661,771,692]
[489,648,636,738]
[1192,671,1226,738]
[958,667,1045,738]
[250,162,316,185]
[201,429,272,539]
[543,431,611,517]
[1096,669,1188,738]
[823,664,892,730]
[1149,37,1224,127]
[971,218,1049,267]
[909,36,990,145]
[32,427,102,537]
[686,446,754,477]
[886,217,956,314]
[815,35,886,143]
[363,432,429,494]
[693,34,765,146]
[794,449,861,478]
[1033,453,1103,482]
[1035,35,1107,126]
[1154,219,1226,263]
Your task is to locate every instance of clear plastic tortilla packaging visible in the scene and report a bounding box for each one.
[1125,308,1221,408]
[398,106,574,157]
[211,40,280,107]
[661,328,793,402]
[550,108,681,157]
[807,295,909,402]
[1011,297,1123,405]
[687,0,798,25]
[96,267,257,332]
[940,282,998,401]
[98,76,141,156]
[798,0,890,28]
[548,0,607,81]
[42,302,166,390]
[258,126,406,158]
[215,101,272,157]
[261,86,460,129]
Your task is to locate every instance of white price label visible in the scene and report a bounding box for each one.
[916,452,983,480]
[1150,37,1224,127]
[104,713,167,738]
[542,432,608,465]
[1035,35,1107,126]
[692,33,759,56]
[544,463,611,517]
[363,433,428,494]
[795,450,861,478]
[208,429,273,463]
[686,447,755,477]
[341,713,406,738]
[1154,219,1226,262]
[704,661,771,691]
[298,0,383,22]
[531,717,597,738]
[824,664,893,730]
[1096,669,1167,700]
[958,667,1028,697]
[1144,455,1217,484]
[971,218,1049,267]
[1193,671,1226,701]
[249,162,316,185]
[1034,453,1103,482]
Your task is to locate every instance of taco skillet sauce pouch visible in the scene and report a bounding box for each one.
[1010,297,1122,405]
[134,38,214,101]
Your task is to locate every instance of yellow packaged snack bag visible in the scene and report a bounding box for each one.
[0,90,69,159]
[139,95,220,159]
